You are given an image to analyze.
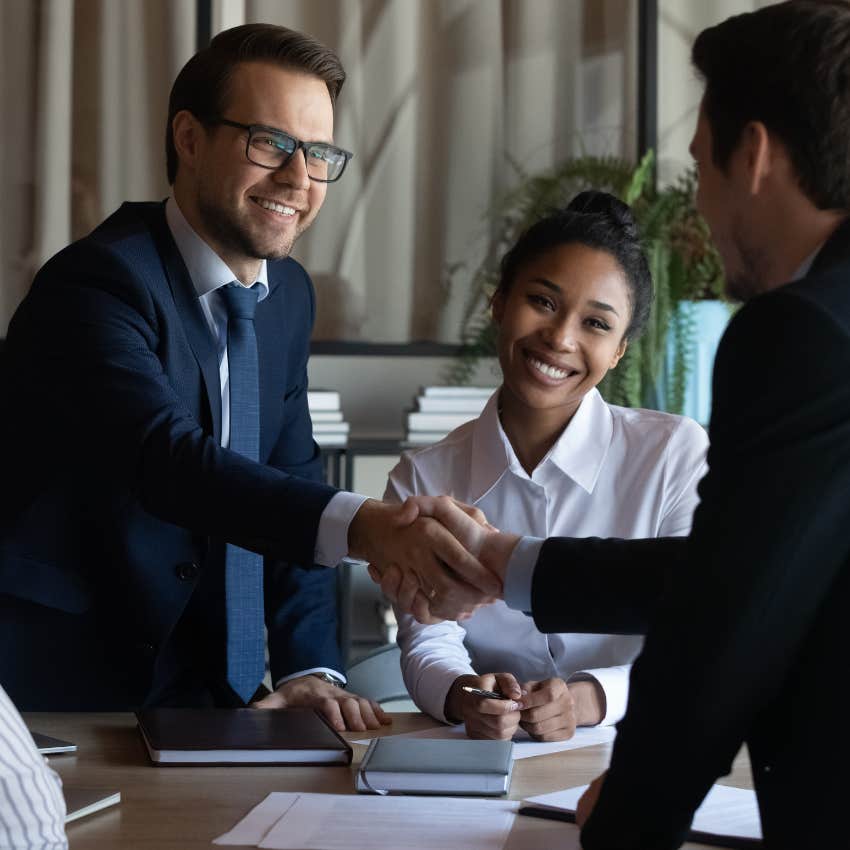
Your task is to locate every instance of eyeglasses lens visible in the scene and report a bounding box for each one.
[247,129,347,181]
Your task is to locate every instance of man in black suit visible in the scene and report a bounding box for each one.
[0,24,495,725]
[380,2,850,846]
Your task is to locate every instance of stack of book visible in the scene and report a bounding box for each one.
[307,389,350,447]
[404,386,495,446]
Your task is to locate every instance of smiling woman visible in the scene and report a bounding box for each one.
[492,192,651,472]
[386,191,709,742]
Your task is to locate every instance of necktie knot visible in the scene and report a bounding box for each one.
[221,282,259,320]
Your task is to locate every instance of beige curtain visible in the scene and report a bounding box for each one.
[243,0,638,342]
[0,0,195,334]
[1,0,636,341]
[657,0,776,186]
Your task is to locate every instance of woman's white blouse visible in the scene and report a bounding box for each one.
[385,387,709,725]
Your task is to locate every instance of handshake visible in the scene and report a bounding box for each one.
[348,496,521,624]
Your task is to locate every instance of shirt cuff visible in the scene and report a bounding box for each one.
[503,536,544,613]
[314,491,369,566]
[411,662,476,724]
[274,667,348,690]
[568,665,631,726]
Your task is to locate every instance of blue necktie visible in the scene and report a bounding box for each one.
[220,283,265,703]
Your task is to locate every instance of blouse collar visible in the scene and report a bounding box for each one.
[469,386,614,502]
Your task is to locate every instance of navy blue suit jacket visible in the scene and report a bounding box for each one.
[528,220,850,850]
[0,201,342,708]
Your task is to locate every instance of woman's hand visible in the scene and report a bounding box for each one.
[518,677,577,741]
[444,673,523,739]
[519,677,605,741]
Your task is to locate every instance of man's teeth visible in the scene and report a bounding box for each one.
[255,198,296,216]
[528,356,571,380]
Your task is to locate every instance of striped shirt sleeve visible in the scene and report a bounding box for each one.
[0,685,67,849]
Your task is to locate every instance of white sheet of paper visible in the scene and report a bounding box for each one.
[353,723,616,759]
[213,792,300,846]
[524,783,762,840]
[257,793,517,850]
[511,819,583,850]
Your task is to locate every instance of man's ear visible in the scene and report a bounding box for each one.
[171,110,206,174]
[740,120,773,196]
[609,337,628,369]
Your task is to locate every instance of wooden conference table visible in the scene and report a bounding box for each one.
[25,712,753,850]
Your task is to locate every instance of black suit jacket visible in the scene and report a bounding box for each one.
[0,202,342,708]
[530,220,850,849]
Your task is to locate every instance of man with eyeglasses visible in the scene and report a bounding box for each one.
[0,24,497,726]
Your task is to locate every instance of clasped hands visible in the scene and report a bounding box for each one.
[445,673,604,742]
[348,495,520,624]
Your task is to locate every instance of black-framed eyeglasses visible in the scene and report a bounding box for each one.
[215,119,353,183]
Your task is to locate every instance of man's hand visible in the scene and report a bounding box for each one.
[409,496,520,583]
[516,677,602,742]
[252,674,391,733]
[576,772,606,827]
[350,498,502,624]
[444,673,524,740]
[364,496,520,623]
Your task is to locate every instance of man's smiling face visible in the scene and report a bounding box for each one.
[190,61,333,268]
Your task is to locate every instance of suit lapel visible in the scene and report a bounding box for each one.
[145,203,223,443]
[255,271,289,462]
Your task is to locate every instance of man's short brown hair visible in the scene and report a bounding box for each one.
[165,23,346,184]
[692,0,850,212]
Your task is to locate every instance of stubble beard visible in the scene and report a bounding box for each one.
[722,220,767,303]
[197,187,304,262]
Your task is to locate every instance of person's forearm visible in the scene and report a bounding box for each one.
[531,537,682,635]
[444,674,481,723]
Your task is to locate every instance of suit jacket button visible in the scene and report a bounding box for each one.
[175,561,200,581]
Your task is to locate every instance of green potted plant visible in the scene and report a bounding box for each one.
[445,151,727,416]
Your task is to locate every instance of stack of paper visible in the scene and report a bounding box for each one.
[404,386,495,446]
[523,783,762,844]
[214,792,517,850]
[307,390,350,447]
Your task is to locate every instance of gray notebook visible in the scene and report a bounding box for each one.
[356,737,514,796]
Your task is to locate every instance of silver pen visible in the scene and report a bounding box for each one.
[461,685,509,700]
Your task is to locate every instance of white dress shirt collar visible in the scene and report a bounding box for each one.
[164,196,270,301]
[469,386,614,501]
[790,243,824,282]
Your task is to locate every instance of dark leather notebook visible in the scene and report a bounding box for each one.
[64,787,121,823]
[31,731,77,754]
[135,708,352,766]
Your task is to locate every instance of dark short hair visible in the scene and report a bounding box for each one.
[165,23,346,184]
[692,0,850,211]
[496,191,653,341]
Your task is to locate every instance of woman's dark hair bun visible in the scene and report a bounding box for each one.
[566,190,639,240]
